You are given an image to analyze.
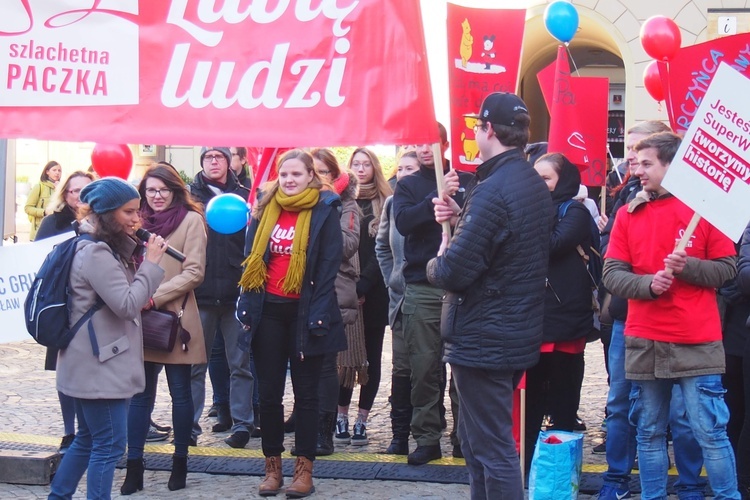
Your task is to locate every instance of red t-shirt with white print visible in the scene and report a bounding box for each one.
[606,196,735,343]
[266,210,301,299]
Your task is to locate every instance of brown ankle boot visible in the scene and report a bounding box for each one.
[258,456,283,497]
[285,456,314,498]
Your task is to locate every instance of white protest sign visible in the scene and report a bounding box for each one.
[663,62,750,242]
[0,232,73,343]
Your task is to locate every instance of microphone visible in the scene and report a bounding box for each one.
[135,228,186,262]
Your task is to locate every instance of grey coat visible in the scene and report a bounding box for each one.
[56,223,164,400]
[335,175,361,325]
[375,196,406,327]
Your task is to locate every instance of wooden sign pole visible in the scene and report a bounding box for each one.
[432,143,452,236]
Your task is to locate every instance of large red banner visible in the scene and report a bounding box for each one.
[0,1,438,147]
[538,46,609,186]
[664,33,750,134]
[446,4,526,171]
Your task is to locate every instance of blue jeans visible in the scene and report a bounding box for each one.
[128,362,193,459]
[630,375,740,500]
[603,320,707,498]
[210,329,260,409]
[49,398,128,500]
[191,304,255,438]
[209,329,231,406]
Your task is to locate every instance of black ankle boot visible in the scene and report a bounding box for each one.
[120,458,144,495]
[211,404,232,432]
[168,455,188,491]
[316,411,336,456]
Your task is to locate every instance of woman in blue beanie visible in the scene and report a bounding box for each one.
[49,177,169,500]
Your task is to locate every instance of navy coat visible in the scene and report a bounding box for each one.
[426,149,553,371]
[236,191,346,358]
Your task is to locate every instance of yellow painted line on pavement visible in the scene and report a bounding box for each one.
[0,433,697,476]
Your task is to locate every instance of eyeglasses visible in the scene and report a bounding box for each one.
[203,154,226,163]
[473,122,489,134]
[145,188,172,198]
[351,162,372,169]
[66,188,82,195]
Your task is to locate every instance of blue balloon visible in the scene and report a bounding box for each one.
[205,193,249,234]
[544,1,579,44]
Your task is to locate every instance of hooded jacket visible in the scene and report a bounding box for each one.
[543,158,594,342]
[335,173,361,325]
[426,149,553,371]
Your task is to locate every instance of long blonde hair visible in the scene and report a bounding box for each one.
[347,147,391,200]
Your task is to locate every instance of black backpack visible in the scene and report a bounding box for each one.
[24,234,103,349]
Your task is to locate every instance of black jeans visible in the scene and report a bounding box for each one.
[338,318,386,411]
[252,300,323,460]
[524,350,585,472]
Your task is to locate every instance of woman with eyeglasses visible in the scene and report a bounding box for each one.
[120,164,207,494]
[334,147,392,446]
[35,170,96,455]
[25,160,63,240]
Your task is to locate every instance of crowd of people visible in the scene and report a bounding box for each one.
[31,90,750,500]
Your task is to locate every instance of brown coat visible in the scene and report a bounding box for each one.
[145,210,208,365]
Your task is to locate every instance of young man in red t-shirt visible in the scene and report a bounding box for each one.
[603,131,739,499]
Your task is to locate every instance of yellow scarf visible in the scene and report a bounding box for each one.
[239,187,319,294]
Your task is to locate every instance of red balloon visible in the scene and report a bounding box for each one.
[643,61,664,102]
[91,144,133,179]
[640,15,681,62]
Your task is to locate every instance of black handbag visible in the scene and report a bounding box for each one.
[141,295,191,352]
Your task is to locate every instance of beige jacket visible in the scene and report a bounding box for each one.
[57,227,164,399]
[145,210,207,365]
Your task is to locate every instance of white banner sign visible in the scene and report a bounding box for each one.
[663,62,750,242]
[0,232,73,343]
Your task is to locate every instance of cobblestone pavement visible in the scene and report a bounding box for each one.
[0,334,624,498]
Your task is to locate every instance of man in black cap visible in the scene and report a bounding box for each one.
[189,147,256,448]
[426,93,553,497]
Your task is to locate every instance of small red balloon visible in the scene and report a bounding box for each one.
[91,144,133,180]
[643,61,664,102]
[640,15,681,62]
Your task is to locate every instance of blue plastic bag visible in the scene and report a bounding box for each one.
[528,430,583,500]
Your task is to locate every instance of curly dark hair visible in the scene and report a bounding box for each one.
[77,206,130,247]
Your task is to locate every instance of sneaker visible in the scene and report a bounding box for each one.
[146,424,170,442]
[593,441,607,454]
[59,434,74,454]
[598,484,631,499]
[350,419,368,446]
[334,415,350,444]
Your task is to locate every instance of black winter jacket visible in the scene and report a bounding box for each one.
[236,191,346,358]
[393,164,474,284]
[544,201,595,342]
[189,171,250,306]
[426,149,553,371]
[355,198,389,328]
